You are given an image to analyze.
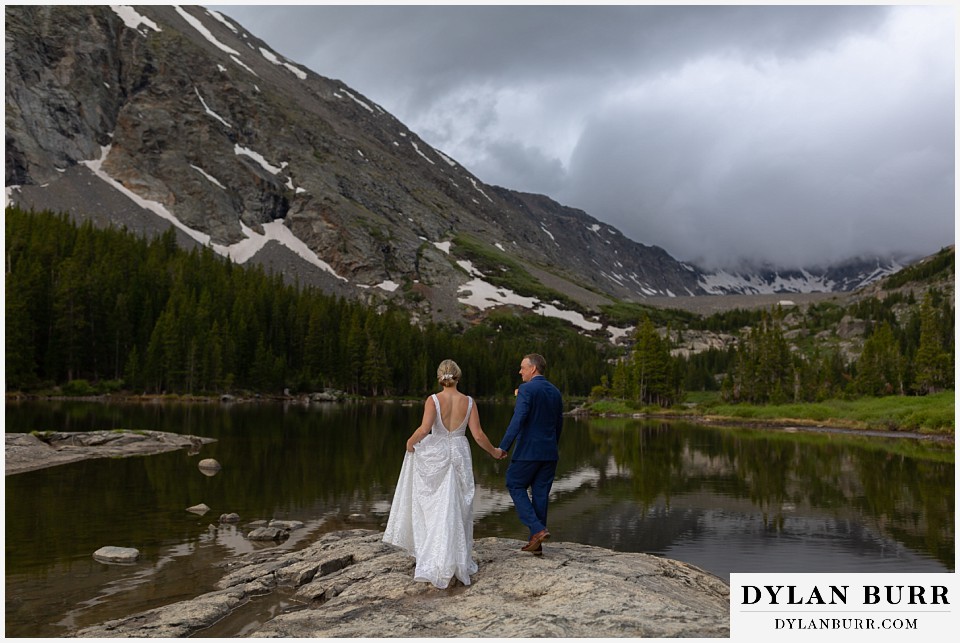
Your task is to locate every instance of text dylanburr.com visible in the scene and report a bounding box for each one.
[730,573,956,640]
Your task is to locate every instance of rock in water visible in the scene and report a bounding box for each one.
[268,519,304,531]
[93,546,140,564]
[198,458,221,475]
[186,504,210,515]
[247,527,289,541]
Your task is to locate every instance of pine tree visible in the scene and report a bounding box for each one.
[856,322,902,396]
[913,291,948,394]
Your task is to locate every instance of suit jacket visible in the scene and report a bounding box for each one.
[499,375,563,461]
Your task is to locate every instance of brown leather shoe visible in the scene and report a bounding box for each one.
[521,529,550,551]
[530,544,543,556]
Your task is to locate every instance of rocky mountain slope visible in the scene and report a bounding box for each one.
[4,5,916,328]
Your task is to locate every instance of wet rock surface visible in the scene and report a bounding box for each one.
[93,546,140,564]
[5,431,216,476]
[76,529,729,638]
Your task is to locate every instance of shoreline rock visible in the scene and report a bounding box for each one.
[76,529,729,638]
[4,430,216,476]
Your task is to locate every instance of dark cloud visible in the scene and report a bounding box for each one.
[215,4,954,268]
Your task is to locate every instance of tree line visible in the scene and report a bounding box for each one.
[6,207,953,405]
[4,207,611,397]
[596,284,954,407]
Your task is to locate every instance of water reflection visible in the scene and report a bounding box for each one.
[569,418,954,568]
[4,401,954,636]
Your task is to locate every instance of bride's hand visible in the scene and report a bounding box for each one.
[406,440,416,452]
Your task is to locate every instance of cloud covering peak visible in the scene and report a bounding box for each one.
[220,5,954,269]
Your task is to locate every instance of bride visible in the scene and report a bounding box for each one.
[382,359,505,589]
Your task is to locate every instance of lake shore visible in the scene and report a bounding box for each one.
[75,529,729,638]
[7,390,952,478]
[570,406,955,442]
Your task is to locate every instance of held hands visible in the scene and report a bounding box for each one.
[492,448,509,460]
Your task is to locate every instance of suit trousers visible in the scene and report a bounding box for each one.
[505,460,558,537]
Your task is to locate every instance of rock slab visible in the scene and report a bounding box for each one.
[76,529,729,638]
[5,430,216,476]
[93,546,140,564]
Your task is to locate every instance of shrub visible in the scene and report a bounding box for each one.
[62,379,96,396]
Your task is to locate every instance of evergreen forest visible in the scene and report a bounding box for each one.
[5,207,955,406]
[600,247,955,407]
[4,207,611,397]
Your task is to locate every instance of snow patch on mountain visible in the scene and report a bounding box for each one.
[111,6,161,34]
[698,259,907,294]
[456,259,614,335]
[258,47,307,79]
[174,6,238,55]
[80,145,346,281]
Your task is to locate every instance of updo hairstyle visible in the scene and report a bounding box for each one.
[436,359,461,387]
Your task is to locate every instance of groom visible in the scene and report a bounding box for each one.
[498,353,564,555]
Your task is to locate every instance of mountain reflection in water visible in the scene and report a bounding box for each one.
[4,400,954,637]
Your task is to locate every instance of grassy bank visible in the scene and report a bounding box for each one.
[586,390,955,435]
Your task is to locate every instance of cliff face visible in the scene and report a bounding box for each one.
[76,529,730,638]
[6,5,713,327]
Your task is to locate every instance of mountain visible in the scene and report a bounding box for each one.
[695,255,914,295]
[3,5,919,331]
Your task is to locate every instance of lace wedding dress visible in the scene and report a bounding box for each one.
[383,394,478,589]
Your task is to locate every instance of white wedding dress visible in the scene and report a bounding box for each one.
[383,394,478,589]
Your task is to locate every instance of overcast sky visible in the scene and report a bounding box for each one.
[215,4,954,270]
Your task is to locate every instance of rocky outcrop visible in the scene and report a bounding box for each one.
[76,529,729,638]
[4,430,216,475]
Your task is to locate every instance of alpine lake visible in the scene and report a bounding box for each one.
[4,398,954,637]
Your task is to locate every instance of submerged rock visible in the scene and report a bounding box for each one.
[76,529,729,638]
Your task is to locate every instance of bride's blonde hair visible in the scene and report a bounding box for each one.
[436,359,461,387]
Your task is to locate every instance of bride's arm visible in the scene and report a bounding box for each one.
[467,405,503,459]
[405,398,435,452]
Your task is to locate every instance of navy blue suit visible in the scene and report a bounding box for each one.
[499,375,564,537]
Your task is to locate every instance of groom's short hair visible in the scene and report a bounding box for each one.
[524,353,547,374]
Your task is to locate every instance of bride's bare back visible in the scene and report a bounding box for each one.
[434,389,471,432]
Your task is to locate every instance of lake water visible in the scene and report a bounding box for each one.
[4,399,955,637]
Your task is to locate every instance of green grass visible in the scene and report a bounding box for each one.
[681,390,721,406]
[700,391,954,433]
[586,390,954,434]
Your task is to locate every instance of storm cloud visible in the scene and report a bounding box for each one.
[217,4,954,269]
